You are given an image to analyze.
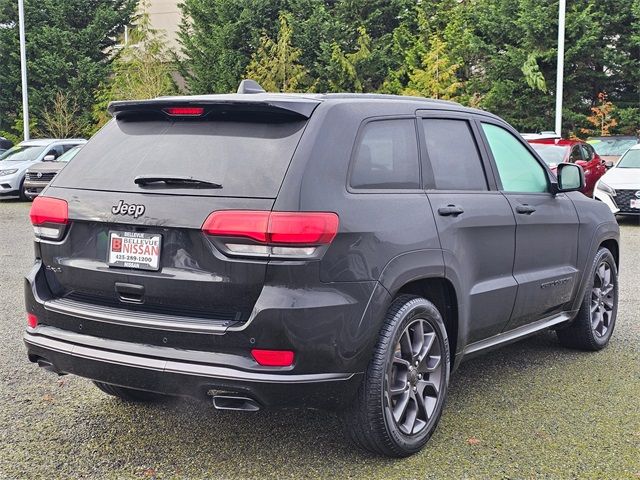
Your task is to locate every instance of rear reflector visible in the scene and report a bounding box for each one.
[251,349,295,367]
[27,313,38,329]
[202,211,338,245]
[164,107,204,116]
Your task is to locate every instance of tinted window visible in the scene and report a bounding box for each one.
[568,146,583,163]
[482,123,548,193]
[350,119,420,190]
[53,118,306,197]
[422,119,487,190]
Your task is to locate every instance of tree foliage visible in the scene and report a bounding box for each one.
[245,13,308,92]
[0,0,136,138]
[92,2,177,130]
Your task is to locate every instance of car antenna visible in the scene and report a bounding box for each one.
[237,79,266,94]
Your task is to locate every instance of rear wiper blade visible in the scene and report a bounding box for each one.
[134,175,222,188]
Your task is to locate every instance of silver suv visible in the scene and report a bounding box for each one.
[0,138,85,200]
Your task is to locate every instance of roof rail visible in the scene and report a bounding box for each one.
[237,79,266,94]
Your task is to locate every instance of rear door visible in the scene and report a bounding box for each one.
[478,121,580,330]
[419,113,517,343]
[42,107,309,326]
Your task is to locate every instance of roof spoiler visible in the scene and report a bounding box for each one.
[108,91,318,121]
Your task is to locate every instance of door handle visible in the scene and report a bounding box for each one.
[438,205,464,217]
[515,204,536,215]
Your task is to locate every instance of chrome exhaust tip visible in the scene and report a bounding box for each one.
[212,395,261,412]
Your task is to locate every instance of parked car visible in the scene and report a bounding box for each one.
[24,82,620,458]
[0,138,86,200]
[587,135,638,164]
[594,143,640,216]
[527,138,609,197]
[23,145,82,200]
[0,136,13,155]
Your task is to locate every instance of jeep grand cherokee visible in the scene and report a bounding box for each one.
[24,81,620,457]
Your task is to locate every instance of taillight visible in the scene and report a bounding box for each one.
[251,349,295,367]
[202,211,339,258]
[164,107,204,116]
[27,313,38,329]
[29,196,69,240]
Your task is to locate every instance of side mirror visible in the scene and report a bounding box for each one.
[43,154,56,162]
[554,163,585,193]
[604,161,614,169]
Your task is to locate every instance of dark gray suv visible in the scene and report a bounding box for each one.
[24,83,620,457]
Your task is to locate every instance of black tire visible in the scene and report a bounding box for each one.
[19,178,29,202]
[344,295,450,457]
[557,248,618,351]
[93,381,165,402]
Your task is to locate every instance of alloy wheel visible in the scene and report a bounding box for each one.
[385,318,444,436]
[590,261,615,338]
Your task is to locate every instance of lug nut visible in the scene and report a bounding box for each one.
[418,374,422,380]
[415,361,419,367]
[413,386,417,392]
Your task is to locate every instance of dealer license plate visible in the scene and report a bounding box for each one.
[108,231,162,271]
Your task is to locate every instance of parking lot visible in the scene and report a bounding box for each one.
[0,199,638,479]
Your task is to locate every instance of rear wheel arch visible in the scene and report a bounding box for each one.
[599,239,619,268]
[395,278,459,368]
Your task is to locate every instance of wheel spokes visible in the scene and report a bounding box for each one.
[386,315,444,437]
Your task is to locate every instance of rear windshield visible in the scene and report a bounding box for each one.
[53,118,307,197]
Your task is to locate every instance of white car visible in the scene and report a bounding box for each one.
[0,138,86,200]
[594,143,640,216]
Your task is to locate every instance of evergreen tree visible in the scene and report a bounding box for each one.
[245,13,309,92]
[403,34,462,100]
[92,3,177,130]
[0,0,136,136]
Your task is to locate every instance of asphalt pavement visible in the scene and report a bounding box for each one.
[1,200,638,479]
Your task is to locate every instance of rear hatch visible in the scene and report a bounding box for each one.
[36,98,317,330]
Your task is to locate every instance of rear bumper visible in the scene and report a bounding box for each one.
[25,326,361,408]
[24,260,388,408]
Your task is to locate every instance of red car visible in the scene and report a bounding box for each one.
[527,138,609,197]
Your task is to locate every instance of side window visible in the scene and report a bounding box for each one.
[569,146,583,163]
[350,119,420,190]
[422,118,487,191]
[62,144,78,153]
[481,123,548,193]
[45,146,64,159]
[580,144,593,161]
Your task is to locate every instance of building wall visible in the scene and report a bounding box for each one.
[147,0,182,52]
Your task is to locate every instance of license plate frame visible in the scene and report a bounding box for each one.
[107,231,162,271]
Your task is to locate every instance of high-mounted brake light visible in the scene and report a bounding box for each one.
[201,210,339,258]
[164,107,204,116]
[251,349,295,367]
[29,196,69,240]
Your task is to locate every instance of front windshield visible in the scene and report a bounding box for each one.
[617,149,640,168]
[56,147,81,163]
[588,137,637,156]
[529,143,569,166]
[0,145,46,162]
